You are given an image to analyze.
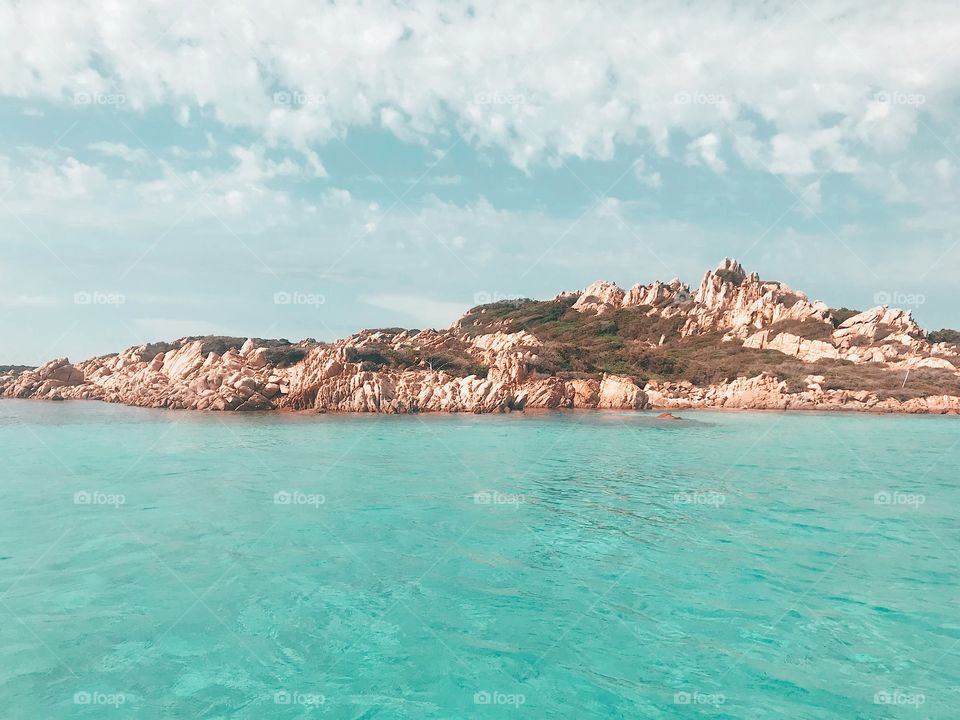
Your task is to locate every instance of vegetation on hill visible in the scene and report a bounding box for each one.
[929,329,960,345]
[456,298,960,401]
[829,307,861,327]
[133,336,323,368]
[762,318,835,340]
[345,344,489,378]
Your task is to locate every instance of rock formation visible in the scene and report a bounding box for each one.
[680,259,832,339]
[3,260,959,415]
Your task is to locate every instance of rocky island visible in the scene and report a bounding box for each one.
[3,260,959,414]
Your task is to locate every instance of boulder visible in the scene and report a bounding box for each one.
[598,374,647,409]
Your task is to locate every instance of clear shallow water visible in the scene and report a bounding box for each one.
[0,400,958,719]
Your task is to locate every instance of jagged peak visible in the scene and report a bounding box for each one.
[564,264,752,313]
[580,279,624,293]
[571,280,626,314]
[708,257,748,286]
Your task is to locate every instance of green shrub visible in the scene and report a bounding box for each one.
[929,329,960,345]
[829,308,861,327]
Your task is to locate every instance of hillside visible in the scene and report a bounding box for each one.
[3,260,959,414]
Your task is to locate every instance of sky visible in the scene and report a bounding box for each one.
[2,0,960,365]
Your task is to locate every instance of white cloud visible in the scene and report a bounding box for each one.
[632,158,662,189]
[1,0,957,180]
[0,141,335,232]
[8,155,108,202]
[769,134,816,175]
[686,133,726,173]
[5,1,960,359]
[88,141,150,163]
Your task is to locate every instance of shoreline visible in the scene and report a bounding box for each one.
[4,263,960,418]
[2,395,957,418]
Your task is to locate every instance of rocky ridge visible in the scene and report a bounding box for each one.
[3,260,959,414]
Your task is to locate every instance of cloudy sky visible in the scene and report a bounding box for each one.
[2,0,959,364]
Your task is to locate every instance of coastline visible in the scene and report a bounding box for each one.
[4,262,959,417]
[3,394,957,418]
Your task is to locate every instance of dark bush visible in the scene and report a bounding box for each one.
[764,319,835,340]
[929,328,960,345]
[829,308,861,327]
[346,345,488,378]
[262,347,310,367]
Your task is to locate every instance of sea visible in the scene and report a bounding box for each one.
[0,399,957,718]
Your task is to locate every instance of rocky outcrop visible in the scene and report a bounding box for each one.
[834,306,925,342]
[643,374,960,414]
[90,337,289,411]
[737,306,956,370]
[283,333,647,413]
[0,339,301,410]
[623,279,690,310]
[564,258,833,342]
[567,278,690,315]
[679,259,831,339]
[655,412,681,420]
[829,306,940,366]
[468,331,540,384]
[742,330,840,362]
[3,260,959,415]
[2,358,86,400]
[571,281,625,314]
[562,259,954,372]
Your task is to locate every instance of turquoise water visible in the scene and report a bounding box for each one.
[0,400,957,719]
